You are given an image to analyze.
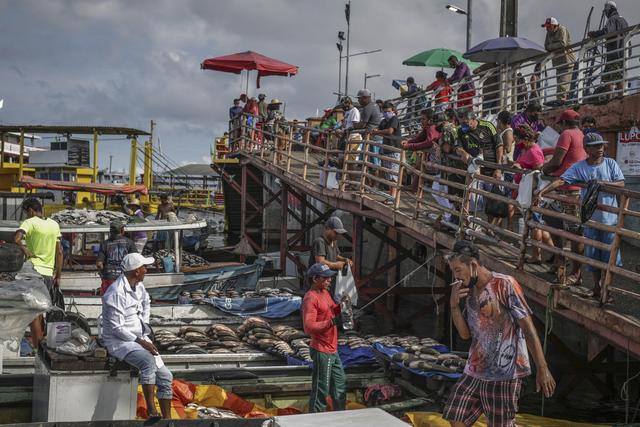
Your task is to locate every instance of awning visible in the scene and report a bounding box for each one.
[18,176,148,195]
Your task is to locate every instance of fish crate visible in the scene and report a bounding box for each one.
[39,343,109,371]
[32,355,138,422]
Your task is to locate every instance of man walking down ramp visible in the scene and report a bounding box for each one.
[444,241,555,427]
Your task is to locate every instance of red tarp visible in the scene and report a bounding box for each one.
[19,176,148,195]
[201,50,298,88]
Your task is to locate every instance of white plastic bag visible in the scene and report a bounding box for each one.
[334,266,358,306]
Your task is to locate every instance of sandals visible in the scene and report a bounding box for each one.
[565,273,582,286]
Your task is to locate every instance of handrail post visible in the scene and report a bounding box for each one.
[601,194,628,305]
[393,150,405,210]
[517,173,536,270]
[413,154,426,219]
[359,133,371,198]
[339,134,350,193]
[260,118,268,160]
[286,126,293,173]
[302,129,310,181]
[457,172,474,240]
[322,140,330,188]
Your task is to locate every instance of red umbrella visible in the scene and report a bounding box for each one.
[201,50,299,89]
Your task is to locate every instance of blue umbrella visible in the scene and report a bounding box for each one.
[462,36,546,64]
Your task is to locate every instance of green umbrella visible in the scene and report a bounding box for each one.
[402,48,480,69]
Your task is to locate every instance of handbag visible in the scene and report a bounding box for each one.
[581,179,600,223]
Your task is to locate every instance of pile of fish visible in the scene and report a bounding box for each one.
[185,404,239,419]
[178,287,297,304]
[272,325,312,362]
[144,249,209,270]
[50,209,130,226]
[364,334,427,349]
[338,332,371,350]
[236,317,295,358]
[153,326,255,355]
[389,339,467,374]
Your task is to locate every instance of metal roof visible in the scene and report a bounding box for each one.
[0,125,150,136]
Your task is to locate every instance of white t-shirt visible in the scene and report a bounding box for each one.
[343,106,361,130]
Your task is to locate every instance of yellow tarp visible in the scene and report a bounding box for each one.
[405,412,609,427]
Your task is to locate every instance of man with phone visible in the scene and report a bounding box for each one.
[444,240,555,427]
[101,253,172,419]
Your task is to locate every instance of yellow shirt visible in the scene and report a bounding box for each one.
[19,216,61,277]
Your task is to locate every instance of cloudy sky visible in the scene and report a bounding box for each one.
[0,0,637,171]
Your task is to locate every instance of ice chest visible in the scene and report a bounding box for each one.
[32,355,138,422]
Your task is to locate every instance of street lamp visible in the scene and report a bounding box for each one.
[337,31,345,98]
[364,73,381,89]
[445,1,472,52]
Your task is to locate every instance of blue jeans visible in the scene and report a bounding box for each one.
[124,348,173,400]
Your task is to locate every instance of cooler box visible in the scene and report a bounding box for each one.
[32,355,138,422]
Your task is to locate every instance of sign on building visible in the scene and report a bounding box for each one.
[617,127,640,176]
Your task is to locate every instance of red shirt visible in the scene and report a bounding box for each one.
[553,128,587,191]
[426,79,452,104]
[404,125,441,151]
[302,288,341,353]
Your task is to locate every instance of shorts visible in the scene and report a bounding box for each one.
[602,59,623,83]
[383,152,401,183]
[583,227,622,272]
[443,374,522,427]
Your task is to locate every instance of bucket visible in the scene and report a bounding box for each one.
[162,256,175,273]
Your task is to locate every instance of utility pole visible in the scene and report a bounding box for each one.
[499,0,518,37]
[337,31,345,99]
[109,155,113,175]
[344,1,351,97]
[466,0,472,51]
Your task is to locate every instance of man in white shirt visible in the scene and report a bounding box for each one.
[101,253,172,419]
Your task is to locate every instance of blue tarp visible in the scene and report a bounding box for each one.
[372,342,462,380]
[203,296,301,318]
[286,344,377,368]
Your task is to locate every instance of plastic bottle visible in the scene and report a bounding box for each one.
[340,294,354,330]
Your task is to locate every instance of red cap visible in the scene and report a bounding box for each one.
[556,109,580,123]
[541,17,559,28]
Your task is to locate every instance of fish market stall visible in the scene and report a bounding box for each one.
[0,217,209,292]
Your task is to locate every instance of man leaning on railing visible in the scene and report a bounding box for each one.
[536,133,624,303]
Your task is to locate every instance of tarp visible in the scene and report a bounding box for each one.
[286,344,377,368]
[373,342,461,380]
[203,296,301,318]
[19,175,148,195]
[405,411,608,427]
[201,50,299,88]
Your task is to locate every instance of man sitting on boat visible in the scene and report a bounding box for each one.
[96,221,138,294]
[101,253,173,419]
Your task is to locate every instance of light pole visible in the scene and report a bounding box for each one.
[364,73,381,89]
[446,0,472,51]
[337,31,345,99]
[344,1,351,97]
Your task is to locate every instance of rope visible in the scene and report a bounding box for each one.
[621,339,640,424]
[540,286,554,417]
[356,255,434,313]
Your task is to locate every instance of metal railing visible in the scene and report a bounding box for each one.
[229,113,640,308]
[389,23,640,127]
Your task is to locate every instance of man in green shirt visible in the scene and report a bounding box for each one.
[14,197,63,345]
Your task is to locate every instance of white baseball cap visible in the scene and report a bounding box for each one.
[605,1,616,10]
[122,253,155,272]
[541,17,559,28]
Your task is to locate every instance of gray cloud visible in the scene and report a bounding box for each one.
[0,0,637,171]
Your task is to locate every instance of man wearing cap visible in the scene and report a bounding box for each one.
[302,263,347,413]
[96,221,138,294]
[308,217,352,290]
[538,133,624,301]
[102,253,173,419]
[542,109,587,284]
[589,1,628,99]
[447,56,476,109]
[444,240,555,426]
[456,111,502,177]
[229,98,243,120]
[543,17,575,104]
[354,89,383,171]
[370,101,402,202]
